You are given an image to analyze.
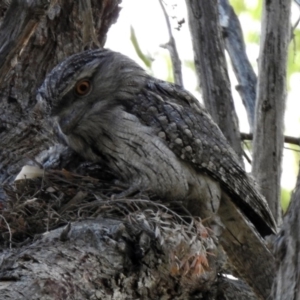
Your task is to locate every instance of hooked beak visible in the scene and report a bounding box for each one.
[56,107,86,135]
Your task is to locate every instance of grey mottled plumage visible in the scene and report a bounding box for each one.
[37,49,276,298]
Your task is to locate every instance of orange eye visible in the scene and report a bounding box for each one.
[75,79,91,96]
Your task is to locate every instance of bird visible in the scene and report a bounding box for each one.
[37,49,276,298]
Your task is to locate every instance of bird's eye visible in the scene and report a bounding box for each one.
[74,79,91,96]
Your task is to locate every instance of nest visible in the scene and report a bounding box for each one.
[0,167,216,278]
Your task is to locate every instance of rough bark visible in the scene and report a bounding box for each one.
[219,194,274,299]
[0,0,121,195]
[0,217,256,300]
[252,0,291,223]
[185,0,243,162]
[0,218,215,300]
[272,164,300,299]
[218,0,257,131]
[0,145,259,299]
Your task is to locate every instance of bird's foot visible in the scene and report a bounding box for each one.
[111,180,141,199]
[35,144,74,169]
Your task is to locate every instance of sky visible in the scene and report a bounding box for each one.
[106,0,300,195]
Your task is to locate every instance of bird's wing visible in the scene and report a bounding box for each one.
[124,80,276,237]
[124,80,277,299]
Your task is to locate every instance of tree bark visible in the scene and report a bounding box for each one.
[0,218,217,300]
[219,194,275,299]
[0,0,121,195]
[185,0,243,162]
[252,0,291,223]
[0,164,256,300]
[0,218,257,300]
[272,163,300,299]
[218,0,257,131]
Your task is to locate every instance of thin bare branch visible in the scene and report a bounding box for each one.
[158,0,183,86]
[241,132,300,147]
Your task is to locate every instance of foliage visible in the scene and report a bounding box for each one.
[130,26,153,69]
[281,188,291,212]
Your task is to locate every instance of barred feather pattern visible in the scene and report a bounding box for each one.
[37,49,276,237]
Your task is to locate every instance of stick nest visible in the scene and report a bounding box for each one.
[0,167,217,278]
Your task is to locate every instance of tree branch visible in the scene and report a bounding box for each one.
[218,0,257,131]
[185,0,243,162]
[241,132,300,147]
[158,0,183,86]
[252,0,291,223]
[272,162,300,299]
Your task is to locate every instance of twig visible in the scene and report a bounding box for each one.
[0,214,12,250]
[103,198,193,228]
[241,132,300,146]
[291,1,300,38]
[284,146,300,153]
[158,0,183,86]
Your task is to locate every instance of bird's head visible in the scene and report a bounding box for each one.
[37,49,148,136]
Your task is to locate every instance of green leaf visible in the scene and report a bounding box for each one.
[229,0,247,14]
[130,26,152,69]
[281,188,291,213]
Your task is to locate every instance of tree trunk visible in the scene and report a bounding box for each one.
[252,0,291,223]
[185,0,243,162]
[272,161,300,299]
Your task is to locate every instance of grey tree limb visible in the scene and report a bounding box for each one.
[218,0,257,131]
[0,216,257,300]
[216,277,257,300]
[252,0,291,223]
[185,0,243,162]
[272,164,300,299]
[1,218,213,299]
[241,132,300,147]
[219,194,275,299]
